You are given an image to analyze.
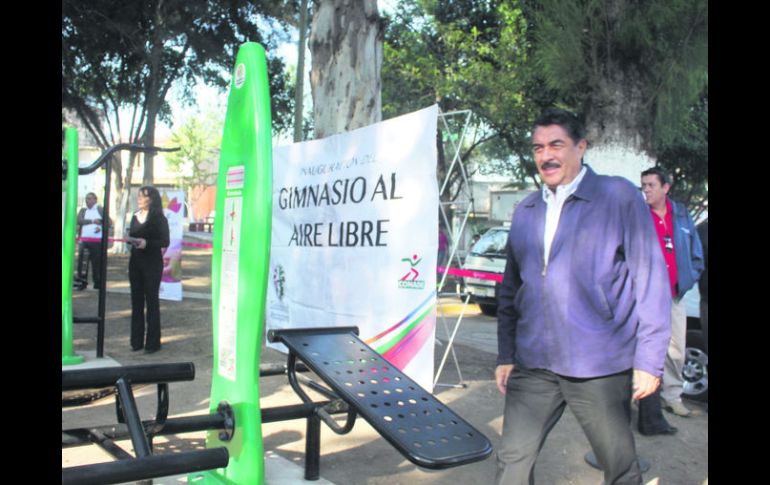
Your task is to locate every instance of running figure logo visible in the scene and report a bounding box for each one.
[401,254,422,281]
[398,254,425,289]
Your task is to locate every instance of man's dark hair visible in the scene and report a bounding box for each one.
[533,108,586,145]
[641,167,670,186]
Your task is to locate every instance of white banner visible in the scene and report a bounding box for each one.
[160,190,185,301]
[267,105,439,391]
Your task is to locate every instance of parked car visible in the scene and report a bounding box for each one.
[682,285,708,402]
[682,219,709,401]
[462,226,508,316]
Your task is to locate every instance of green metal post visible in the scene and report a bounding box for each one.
[62,127,84,365]
[189,42,272,485]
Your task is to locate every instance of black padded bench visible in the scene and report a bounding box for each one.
[268,326,493,470]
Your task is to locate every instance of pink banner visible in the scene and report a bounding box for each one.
[437,265,503,282]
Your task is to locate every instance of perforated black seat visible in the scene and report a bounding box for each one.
[268,326,493,469]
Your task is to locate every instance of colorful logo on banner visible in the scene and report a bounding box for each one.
[398,254,425,289]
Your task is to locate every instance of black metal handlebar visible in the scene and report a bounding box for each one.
[77,143,180,175]
[62,143,180,178]
[62,362,195,391]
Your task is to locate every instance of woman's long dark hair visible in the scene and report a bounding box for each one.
[139,185,164,219]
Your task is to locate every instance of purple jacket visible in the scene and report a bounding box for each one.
[497,166,671,378]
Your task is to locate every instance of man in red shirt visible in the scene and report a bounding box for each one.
[640,168,704,424]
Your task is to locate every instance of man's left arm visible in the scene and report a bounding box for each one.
[623,188,672,390]
[686,210,705,280]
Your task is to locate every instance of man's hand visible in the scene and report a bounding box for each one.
[632,369,660,400]
[495,364,515,395]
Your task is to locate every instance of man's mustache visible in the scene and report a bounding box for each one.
[540,161,561,170]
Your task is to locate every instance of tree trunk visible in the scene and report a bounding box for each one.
[143,114,157,187]
[309,0,383,139]
[294,0,310,142]
[110,151,139,254]
[582,67,656,182]
[581,2,655,183]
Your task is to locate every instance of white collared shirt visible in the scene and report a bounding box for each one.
[542,165,587,266]
[81,206,102,239]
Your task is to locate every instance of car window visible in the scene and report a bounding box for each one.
[470,229,508,257]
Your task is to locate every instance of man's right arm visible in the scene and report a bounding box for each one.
[496,236,521,394]
[623,186,671,379]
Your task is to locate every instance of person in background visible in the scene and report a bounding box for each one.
[438,227,449,268]
[639,168,704,419]
[76,192,111,290]
[126,186,170,354]
[494,108,671,485]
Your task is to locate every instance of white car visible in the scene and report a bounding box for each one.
[461,227,508,316]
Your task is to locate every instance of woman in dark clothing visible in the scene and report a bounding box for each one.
[126,186,170,353]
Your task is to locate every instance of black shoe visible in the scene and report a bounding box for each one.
[638,425,678,436]
[144,346,161,354]
[131,346,144,352]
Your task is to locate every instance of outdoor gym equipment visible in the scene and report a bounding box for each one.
[61,41,492,484]
[189,42,492,484]
[62,363,232,484]
[61,129,178,363]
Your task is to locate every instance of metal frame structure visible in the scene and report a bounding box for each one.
[62,135,178,359]
[62,363,232,485]
[434,109,478,389]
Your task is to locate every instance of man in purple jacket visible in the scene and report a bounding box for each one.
[494,108,671,485]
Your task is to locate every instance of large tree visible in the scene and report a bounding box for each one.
[309,0,383,138]
[656,88,708,218]
[526,0,708,173]
[383,0,707,208]
[382,1,554,196]
[62,0,296,250]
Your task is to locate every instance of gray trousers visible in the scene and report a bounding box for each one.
[495,367,641,485]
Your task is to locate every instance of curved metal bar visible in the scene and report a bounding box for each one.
[286,352,314,405]
[317,405,357,435]
[76,144,180,175]
[144,383,170,437]
[285,353,358,435]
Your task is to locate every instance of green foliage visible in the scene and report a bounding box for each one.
[166,108,224,192]
[656,88,708,217]
[62,0,297,152]
[382,1,553,188]
[528,0,708,150]
[383,0,707,201]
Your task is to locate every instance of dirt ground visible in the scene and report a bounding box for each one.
[62,239,708,484]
